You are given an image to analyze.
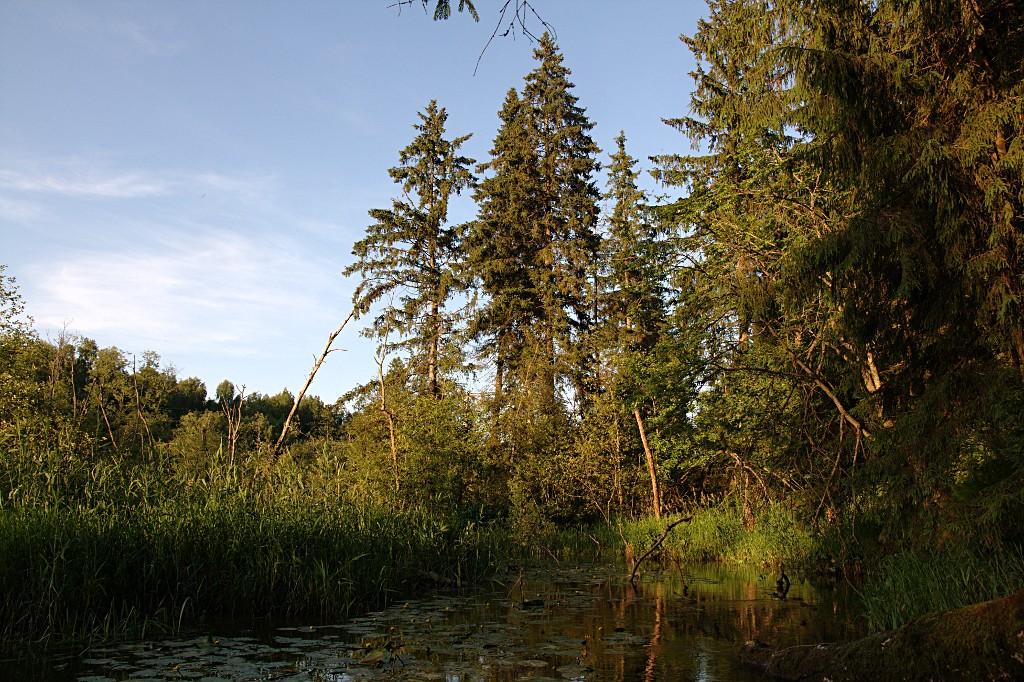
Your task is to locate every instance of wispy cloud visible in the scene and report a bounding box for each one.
[27,229,337,357]
[48,6,188,59]
[0,154,174,199]
[0,168,170,198]
[0,157,276,202]
[108,19,186,57]
[0,195,44,222]
[1,154,360,395]
[192,172,275,202]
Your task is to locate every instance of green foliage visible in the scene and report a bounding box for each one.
[399,391,483,507]
[859,547,1024,632]
[3,3,1022,647]
[0,265,32,339]
[649,0,1024,557]
[402,0,478,22]
[466,87,545,394]
[567,396,650,521]
[0,432,506,651]
[615,502,814,571]
[468,33,600,404]
[345,100,475,397]
[599,132,670,358]
[166,410,227,472]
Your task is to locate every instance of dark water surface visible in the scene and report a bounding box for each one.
[10,563,866,681]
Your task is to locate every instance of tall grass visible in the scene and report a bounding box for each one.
[0,442,507,652]
[612,502,814,571]
[858,547,1024,631]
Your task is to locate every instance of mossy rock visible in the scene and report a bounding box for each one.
[741,588,1024,681]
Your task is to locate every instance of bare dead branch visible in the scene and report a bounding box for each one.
[629,515,691,584]
[634,407,662,520]
[272,306,358,455]
[474,0,555,76]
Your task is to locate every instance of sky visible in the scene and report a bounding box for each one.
[0,0,704,404]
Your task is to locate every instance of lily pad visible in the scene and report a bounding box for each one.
[517,658,549,668]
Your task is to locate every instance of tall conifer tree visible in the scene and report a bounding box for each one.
[469,33,601,404]
[466,88,544,402]
[603,132,668,354]
[522,33,602,401]
[345,100,475,397]
[660,0,1024,542]
[601,132,674,519]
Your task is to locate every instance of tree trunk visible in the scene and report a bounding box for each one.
[741,588,1024,681]
[634,407,661,520]
[131,356,154,452]
[375,331,400,493]
[96,385,119,455]
[428,295,440,397]
[384,407,399,493]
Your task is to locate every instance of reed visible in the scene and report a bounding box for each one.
[857,546,1024,631]
[610,502,813,570]
[0,443,507,653]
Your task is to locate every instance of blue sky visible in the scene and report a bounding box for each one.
[0,0,703,403]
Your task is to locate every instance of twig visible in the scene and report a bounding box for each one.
[473,0,555,76]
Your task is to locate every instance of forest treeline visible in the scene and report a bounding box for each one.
[1,0,1023,645]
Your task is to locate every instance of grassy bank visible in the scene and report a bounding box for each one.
[857,547,1024,631]
[600,505,1024,633]
[0,445,507,653]
[611,502,814,571]
[0,499,504,649]
[6,431,1024,653]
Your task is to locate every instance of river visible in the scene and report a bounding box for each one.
[11,562,865,681]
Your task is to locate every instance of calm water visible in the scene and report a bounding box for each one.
[7,563,865,682]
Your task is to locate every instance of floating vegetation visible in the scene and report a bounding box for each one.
[15,563,864,682]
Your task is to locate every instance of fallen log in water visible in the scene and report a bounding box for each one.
[741,587,1024,681]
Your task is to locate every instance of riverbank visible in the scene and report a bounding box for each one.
[610,505,1024,632]
[4,441,1023,657]
[0,448,511,655]
[741,587,1024,681]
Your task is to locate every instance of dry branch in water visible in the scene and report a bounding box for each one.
[628,515,691,584]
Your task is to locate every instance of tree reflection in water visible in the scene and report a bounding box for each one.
[33,563,864,682]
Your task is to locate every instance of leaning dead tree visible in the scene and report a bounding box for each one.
[272,306,358,455]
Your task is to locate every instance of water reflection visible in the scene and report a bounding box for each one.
[13,563,865,682]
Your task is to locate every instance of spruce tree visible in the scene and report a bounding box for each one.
[660,0,1024,545]
[468,33,601,405]
[785,0,1024,543]
[600,132,675,519]
[466,88,544,402]
[345,100,475,397]
[603,132,668,355]
[522,33,602,401]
